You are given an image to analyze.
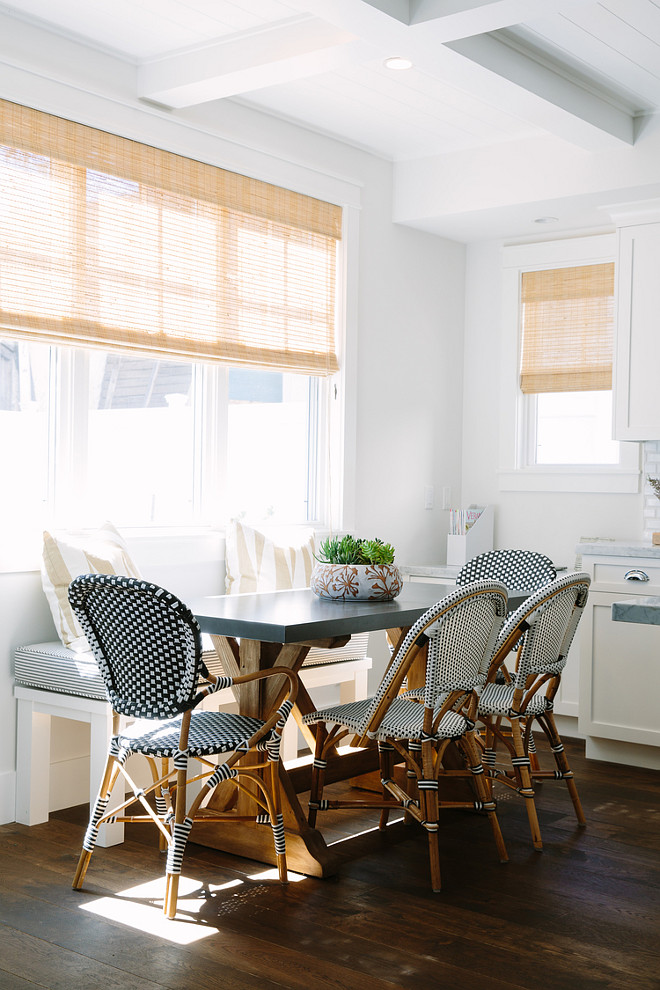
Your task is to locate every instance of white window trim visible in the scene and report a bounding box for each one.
[499,234,640,494]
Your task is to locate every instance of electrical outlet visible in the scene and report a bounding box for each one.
[424,485,434,509]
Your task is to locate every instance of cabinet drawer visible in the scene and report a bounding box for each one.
[586,558,660,595]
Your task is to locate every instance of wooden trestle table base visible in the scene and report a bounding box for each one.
[189,582,528,877]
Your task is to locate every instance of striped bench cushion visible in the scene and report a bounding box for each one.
[15,642,107,700]
[14,632,371,703]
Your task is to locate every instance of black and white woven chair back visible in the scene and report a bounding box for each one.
[497,572,590,689]
[456,549,556,592]
[68,573,205,720]
[423,582,509,706]
[366,581,508,719]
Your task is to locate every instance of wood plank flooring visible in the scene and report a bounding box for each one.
[1,737,658,990]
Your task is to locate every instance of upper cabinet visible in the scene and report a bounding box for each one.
[611,200,660,441]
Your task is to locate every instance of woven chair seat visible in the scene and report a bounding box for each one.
[477,682,550,718]
[304,696,469,741]
[302,698,372,732]
[115,710,271,758]
[369,697,469,741]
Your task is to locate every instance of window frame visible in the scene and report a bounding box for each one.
[498,234,640,494]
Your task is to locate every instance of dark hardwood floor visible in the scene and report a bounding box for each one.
[1,737,658,990]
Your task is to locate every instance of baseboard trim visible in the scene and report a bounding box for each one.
[585,736,660,770]
[0,770,16,824]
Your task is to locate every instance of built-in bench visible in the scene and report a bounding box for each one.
[14,639,372,845]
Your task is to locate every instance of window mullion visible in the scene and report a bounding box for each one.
[53,348,90,527]
[199,363,228,528]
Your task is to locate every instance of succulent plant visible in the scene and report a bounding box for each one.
[317,535,395,565]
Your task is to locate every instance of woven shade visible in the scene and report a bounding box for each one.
[0,100,341,375]
[520,262,614,393]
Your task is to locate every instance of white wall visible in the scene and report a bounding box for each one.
[354,209,465,563]
[0,47,465,820]
[461,240,643,568]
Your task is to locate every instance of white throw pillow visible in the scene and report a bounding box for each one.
[225,519,315,594]
[41,521,142,652]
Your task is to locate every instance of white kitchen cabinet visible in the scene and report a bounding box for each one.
[612,202,660,440]
[579,548,660,749]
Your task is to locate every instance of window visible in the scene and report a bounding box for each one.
[520,261,617,467]
[0,100,342,560]
[533,391,618,465]
[499,236,639,493]
[0,339,322,538]
[226,370,318,523]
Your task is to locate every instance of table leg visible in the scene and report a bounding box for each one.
[199,636,343,876]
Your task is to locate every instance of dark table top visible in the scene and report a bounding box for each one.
[191,581,529,644]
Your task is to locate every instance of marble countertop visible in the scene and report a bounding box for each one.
[401,562,568,577]
[611,597,660,625]
[577,540,660,559]
[399,564,460,579]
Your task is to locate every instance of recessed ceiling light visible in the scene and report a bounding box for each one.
[384,56,413,71]
[534,216,559,224]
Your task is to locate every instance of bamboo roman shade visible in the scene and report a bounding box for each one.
[519,262,614,393]
[0,100,341,375]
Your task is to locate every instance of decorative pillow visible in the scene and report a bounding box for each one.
[41,521,142,652]
[225,519,315,595]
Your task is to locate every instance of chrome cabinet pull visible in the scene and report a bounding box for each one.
[624,569,649,582]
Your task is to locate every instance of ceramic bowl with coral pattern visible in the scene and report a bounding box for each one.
[311,561,403,601]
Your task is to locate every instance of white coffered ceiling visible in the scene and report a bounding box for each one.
[1,0,660,239]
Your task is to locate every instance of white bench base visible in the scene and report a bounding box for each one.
[14,685,125,847]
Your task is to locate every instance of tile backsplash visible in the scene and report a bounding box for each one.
[643,441,660,539]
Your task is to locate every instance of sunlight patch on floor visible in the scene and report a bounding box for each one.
[327,816,404,846]
[79,868,308,942]
[246,867,306,882]
[80,876,218,943]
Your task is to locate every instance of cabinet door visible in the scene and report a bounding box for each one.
[579,590,660,747]
[614,223,660,440]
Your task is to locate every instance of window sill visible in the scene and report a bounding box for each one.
[498,467,641,494]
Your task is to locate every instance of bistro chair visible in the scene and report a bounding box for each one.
[476,572,591,850]
[67,573,298,919]
[456,549,558,765]
[303,581,509,892]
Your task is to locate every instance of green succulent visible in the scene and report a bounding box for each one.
[317,535,395,565]
[359,538,395,564]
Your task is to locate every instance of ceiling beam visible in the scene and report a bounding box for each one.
[137,15,363,108]
[445,32,633,147]
[341,0,592,37]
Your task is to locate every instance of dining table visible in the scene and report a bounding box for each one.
[188,580,529,877]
